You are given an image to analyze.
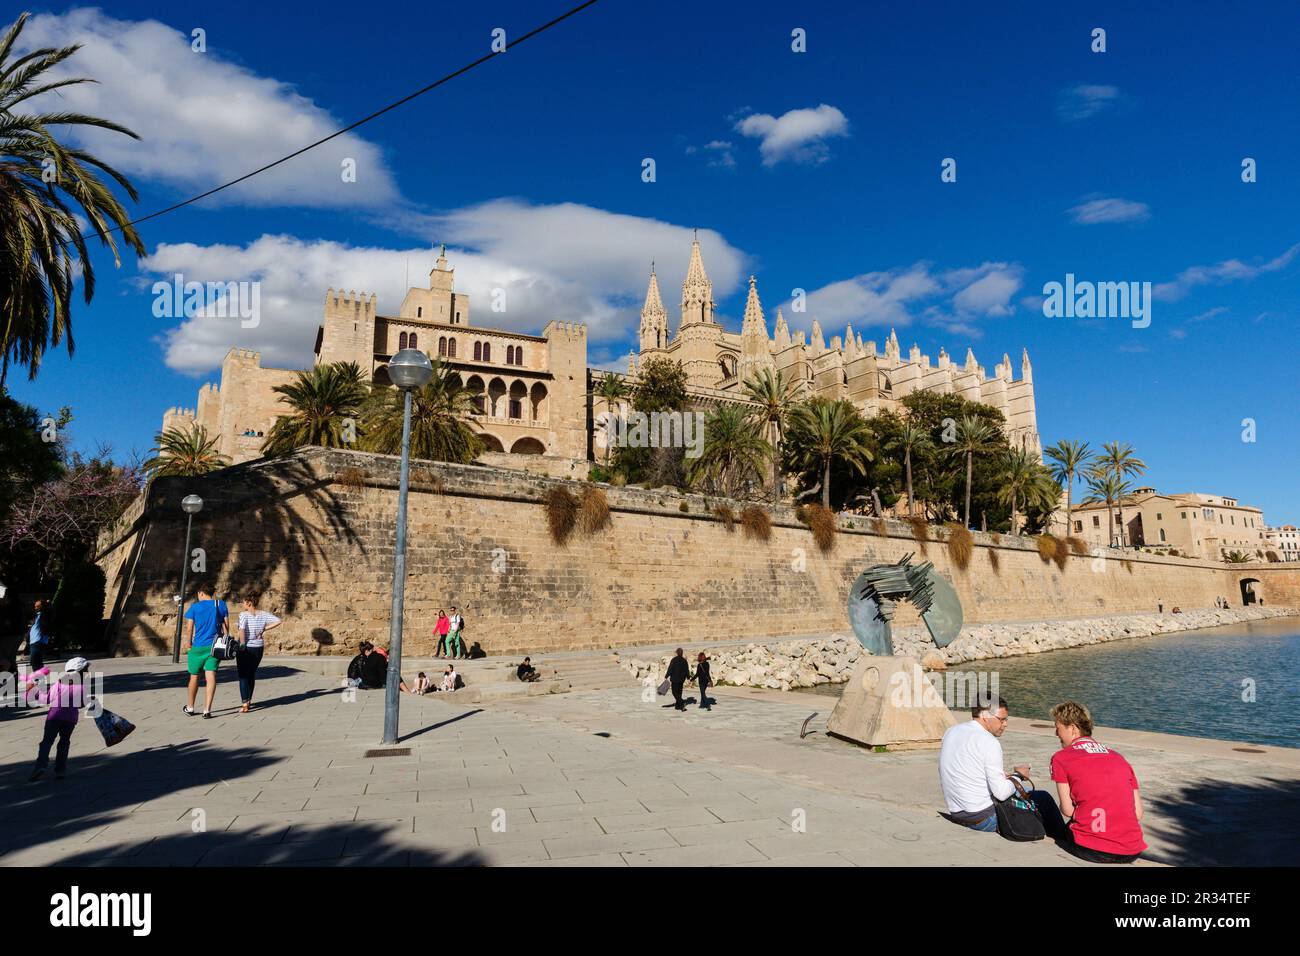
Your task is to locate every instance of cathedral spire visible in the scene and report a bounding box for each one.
[639,265,669,351]
[680,235,715,326]
[741,276,767,337]
[811,318,826,353]
[774,308,791,351]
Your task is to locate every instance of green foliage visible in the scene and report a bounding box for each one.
[632,357,689,414]
[145,424,230,479]
[784,397,874,509]
[0,389,65,519]
[360,359,483,463]
[48,560,106,649]
[686,403,770,498]
[263,361,368,456]
[609,357,691,488]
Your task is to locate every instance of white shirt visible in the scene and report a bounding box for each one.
[938,720,1016,814]
[238,610,280,649]
[449,614,462,631]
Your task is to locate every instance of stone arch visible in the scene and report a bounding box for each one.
[508,380,527,420]
[1239,577,1261,606]
[511,436,546,455]
[479,433,505,452]
[465,374,486,414]
[718,353,737,379]
[372,365,392,387]
[487,377,507,417]
[529,381,548,422]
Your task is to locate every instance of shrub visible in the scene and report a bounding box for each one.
[989,532,1002,545]
[1266,550,1280,562]
[1122,559,1135,574]
[577,486,611,534]
[846,520,856,529]
[944,523,973,571]
[713,504,736,531]
[337,466,367,491]
[1067,536,1088,556]
[1036,534,1057,564]
[987,549,1000,572]
[1051,536,1069,571]
[905,515,929,553]
[805,503,837,553]
[740,505,772,541]
[544,486,579,545]
[678,501,689,513]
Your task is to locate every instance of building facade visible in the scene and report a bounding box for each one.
[1266,525,1300,562]
[1069,487,1269,560]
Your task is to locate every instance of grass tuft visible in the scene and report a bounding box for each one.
[740,505,772,542]
[944,523,973,571]
[544,486,579,545]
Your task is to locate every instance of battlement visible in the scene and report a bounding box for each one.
[326,288,378,310]
[164,406,197,419]
[543,320,587,339]
[224,347,262,365]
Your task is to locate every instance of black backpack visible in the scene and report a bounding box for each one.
[993,777,1046,841]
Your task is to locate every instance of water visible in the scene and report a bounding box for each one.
[796,618,1300,749]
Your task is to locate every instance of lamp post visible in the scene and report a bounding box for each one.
[172,494,204,663]
[382,348,433,745]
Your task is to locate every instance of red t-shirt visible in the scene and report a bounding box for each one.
[1050,737,1147,856]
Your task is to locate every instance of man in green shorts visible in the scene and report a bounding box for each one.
[182,584,228,719]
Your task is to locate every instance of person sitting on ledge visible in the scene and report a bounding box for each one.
[1047,701,1147,864]
[346,642,387,690]
[516,657,540,682]
[938,695,1067,838]
[441,665,459,692]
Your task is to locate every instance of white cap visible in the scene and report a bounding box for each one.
[64,657,90,673]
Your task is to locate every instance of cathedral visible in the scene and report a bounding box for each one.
[631,236,1041,455]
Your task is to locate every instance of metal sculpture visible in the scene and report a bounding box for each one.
[847,553,963,656]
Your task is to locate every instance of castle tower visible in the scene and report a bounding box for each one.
[398,245,471,327]
[638,265,668,352]
[316,288,378,369]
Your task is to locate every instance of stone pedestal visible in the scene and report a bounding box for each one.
[827,655,957,751]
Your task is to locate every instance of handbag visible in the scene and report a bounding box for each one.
[656,679,671,696]
[94,708,136,747]
[211,630,242,661]
[993,776,1046,841]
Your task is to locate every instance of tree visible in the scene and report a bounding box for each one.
[686,403,770,498]
[262,361,368,457]
[952,414,998,528]
[0,12,146,384]
[999,447,1061,535]
[590,372,629,464]
[361,359,484,463]
[892,420,932,518]
[144,424,229,479]
[1084,471,1132,547]
[1045,439,1093,535]
[613,357,690,487]
[741,367,797,502]
[786,398,874,509]
[1095,442,1147,546]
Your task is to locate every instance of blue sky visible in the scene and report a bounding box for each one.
[10,0,1300,522]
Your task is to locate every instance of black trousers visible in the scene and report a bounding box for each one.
[698,681,710,707]
[671,679,685,709]
[29,644,45,672]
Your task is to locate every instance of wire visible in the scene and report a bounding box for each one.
[80,0,603,240]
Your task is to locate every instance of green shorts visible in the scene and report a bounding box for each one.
[187,645,220,675]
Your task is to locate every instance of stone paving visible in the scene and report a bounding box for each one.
[2,657,1297,866]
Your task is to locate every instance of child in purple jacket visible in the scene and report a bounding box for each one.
[28,657,93,782]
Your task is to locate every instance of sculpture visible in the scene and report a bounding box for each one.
[847,553,963,656]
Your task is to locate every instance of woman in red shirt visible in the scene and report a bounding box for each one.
[1049,700,1148,863]
[434,610,450,658]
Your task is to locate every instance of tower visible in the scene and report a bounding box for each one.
[675,235,726,387]
[737,275,774,385]
[680,234,717,328]
[638,265,668,352]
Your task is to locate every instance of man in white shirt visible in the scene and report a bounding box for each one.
[938,696,1037,833]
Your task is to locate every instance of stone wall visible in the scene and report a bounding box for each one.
[98,448,1300,658]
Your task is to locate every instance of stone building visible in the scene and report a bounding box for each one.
[162,237,1040,473]
[1265,525,1299,562]
[1068,487,1269,559]
[630,236,1042,455]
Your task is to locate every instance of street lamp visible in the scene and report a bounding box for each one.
[382,348,433,745]
[172,494,204,663]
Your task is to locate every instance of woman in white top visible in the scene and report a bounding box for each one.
[236,594,281,712]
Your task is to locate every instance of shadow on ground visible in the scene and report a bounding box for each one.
[1145,775,1300,866]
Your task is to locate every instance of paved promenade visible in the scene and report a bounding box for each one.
[2,656,1297,866]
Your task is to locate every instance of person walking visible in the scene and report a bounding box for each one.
[434,610,450,658]
[665,648,690,712]
[28,657,92,781]
[692,652,712,710]
[235,593,281,713]
[182,584,228,718]
[447,606,465,660]
[26,599,49,673]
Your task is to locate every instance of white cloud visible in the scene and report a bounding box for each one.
[1154,241,1300,301]
[734,104,849,166]
[1069,197,1150,225]
[147,202,749,373]
[21,10,399,208]
[1056,84,1122,121]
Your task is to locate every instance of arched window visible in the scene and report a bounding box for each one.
[474,342,482,361]
[408,333,417,350]
[447,338,456,358]
[506,345,515,365]
[417,307,423,318]
[399,332,408,350]
[438,336,447,357]
[482,342,491,362]
[514,346,524,366]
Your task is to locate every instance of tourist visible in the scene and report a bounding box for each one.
[434,610,450,657]
[1047,701,1147,864]
[692,652,712,710]
[346,642,387,690]
[517,657,539,682]
[26,599,49,673]
[412,672,430,694]
[441,664,458,692]
[937,695,1064,836]
[346,643,368,686]
[447,606,465,660]
[236,593,281,713]
[467,642,487,659]
[28,657,92,782]
[182,585,228,718]
[665,648,690,711]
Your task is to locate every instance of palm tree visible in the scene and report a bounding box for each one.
[686,403,770,498]
[892,420,932,518]
[589,372,629,464]
[951,414,998,528]
[1045,439,1093,535]
[143,424,229,479]
[742,367,797,502]
[0,12,146,385]
[1096,442,1147,546]
[262,361,368,457]
[1084,471,1132,547]
[361,359,484,462]
[786,398,874,509]
[998,447,1039,534]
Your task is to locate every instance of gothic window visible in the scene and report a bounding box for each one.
[509,399,522,419]
[409,333,417,349]
[506,345,515,365]
[447,338,457,358]
[438,336,447,357]
[514,346,524,366]
[483,343,491,362]
[399,332,408,350]
[474,342,482,361]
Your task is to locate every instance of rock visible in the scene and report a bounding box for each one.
[920,651,947,671]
